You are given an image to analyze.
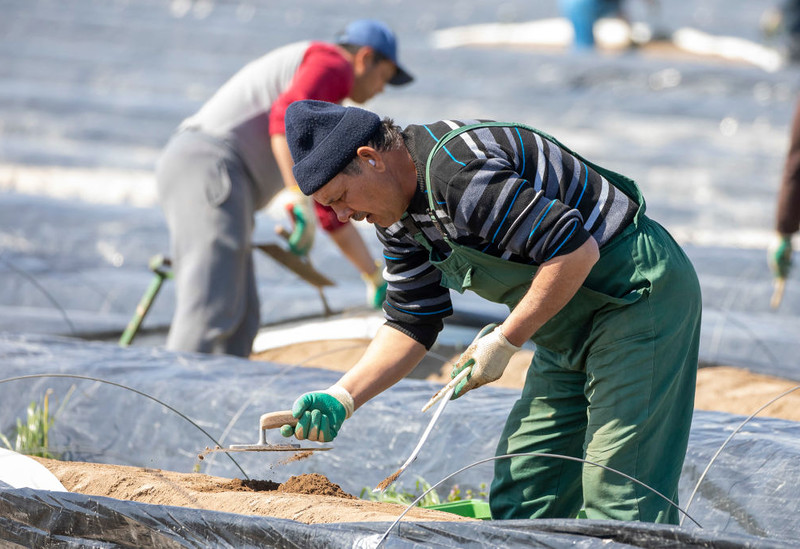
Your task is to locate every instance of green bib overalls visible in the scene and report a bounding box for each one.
[411,122,701,524]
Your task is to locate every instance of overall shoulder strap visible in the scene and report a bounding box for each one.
[423,122,518,211]
[423,121,645,215]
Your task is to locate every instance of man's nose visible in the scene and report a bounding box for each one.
[334,205,351,223]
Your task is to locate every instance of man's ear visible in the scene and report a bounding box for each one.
[354,46,376,71]
[357,146,382,170]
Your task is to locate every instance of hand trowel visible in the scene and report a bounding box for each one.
[205,410,333,454]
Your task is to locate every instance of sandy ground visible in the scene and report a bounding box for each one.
[29,338,799,525]
[252,339,800,422]
[33,457,468,524]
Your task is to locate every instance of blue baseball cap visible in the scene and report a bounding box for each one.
[336,19,413,86]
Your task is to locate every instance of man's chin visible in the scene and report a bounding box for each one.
[371,217,395,228]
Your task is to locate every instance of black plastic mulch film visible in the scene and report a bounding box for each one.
[0,333,799,547]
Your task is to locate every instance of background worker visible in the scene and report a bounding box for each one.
[279,100,702,524]
[559,0,624,49]
[156,20,413,356]
[769,96,800,289]
[768,95,800,309]
[761,0,800,63]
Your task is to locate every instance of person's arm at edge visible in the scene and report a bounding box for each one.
[500,237,600,346]
[271,134,299,190]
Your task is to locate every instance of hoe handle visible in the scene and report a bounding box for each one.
[260,410,298,430]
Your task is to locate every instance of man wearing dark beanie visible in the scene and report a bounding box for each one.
[280,99,702,527]
[155,20,412,356]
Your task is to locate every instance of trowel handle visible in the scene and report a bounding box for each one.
[260,410,298,430]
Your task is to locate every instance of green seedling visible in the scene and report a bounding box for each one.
[361,477,441,507]
[1,386,75,459]
[361,477,488,507]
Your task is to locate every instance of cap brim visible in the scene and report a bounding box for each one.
[389,65,413,86]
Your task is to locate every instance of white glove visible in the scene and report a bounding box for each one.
[451,323,521,398]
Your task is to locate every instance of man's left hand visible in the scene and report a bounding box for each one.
[362,262,387,309]
[451,324,522,399]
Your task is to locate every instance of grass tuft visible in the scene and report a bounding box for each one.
[1,386,75,459]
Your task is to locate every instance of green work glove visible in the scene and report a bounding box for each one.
[451,323,522,399]
[285,186,316,256]
[767,234,793,279]
[280,385,354,443]
[362,261,387,309]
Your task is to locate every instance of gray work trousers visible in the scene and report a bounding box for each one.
[156,130,272,356]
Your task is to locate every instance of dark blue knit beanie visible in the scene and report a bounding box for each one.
[286,100,382,196]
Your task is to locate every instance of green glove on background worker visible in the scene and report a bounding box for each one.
[768,233,793,279]
[285,186,316,257]
[362,260,388,309]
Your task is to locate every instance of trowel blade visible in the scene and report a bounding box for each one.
[226,443,332,452]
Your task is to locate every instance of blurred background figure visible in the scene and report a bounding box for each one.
[769,95,800,307]
[761,0,800,63]
[156,19,413,356]
[558,0,624,49]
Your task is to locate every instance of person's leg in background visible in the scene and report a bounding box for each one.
[559,0,623,49]
[156,133,260,357]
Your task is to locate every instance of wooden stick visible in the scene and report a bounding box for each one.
[771,278,786,310]
[420,366,472,413]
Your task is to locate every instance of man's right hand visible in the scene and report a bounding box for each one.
[280,385,354,443]
[768,233,793,279]
[284,186,316,256]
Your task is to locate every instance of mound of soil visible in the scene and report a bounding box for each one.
[33,457,468,524]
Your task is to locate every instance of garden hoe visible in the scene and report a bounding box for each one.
[373,367,472,492]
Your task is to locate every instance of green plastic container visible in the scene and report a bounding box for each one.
[424,499,492,520]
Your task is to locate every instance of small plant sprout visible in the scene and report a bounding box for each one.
[0,386,75,459]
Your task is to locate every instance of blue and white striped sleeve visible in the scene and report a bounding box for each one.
[376,225,452,349]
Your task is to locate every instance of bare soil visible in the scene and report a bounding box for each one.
[32,338,799,525]
[252,339,800,422]
[33,457,468,524]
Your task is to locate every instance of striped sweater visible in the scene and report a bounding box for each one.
[377,119,639,349]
